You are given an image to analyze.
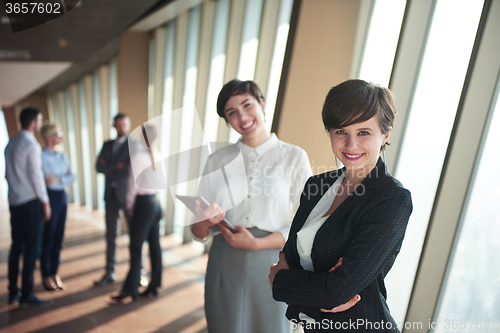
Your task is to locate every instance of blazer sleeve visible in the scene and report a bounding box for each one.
[272,186,412,309]
[96,141,131,174]
[96,142,112,174]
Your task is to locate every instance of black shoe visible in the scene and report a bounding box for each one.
[8,293,20,305]
[94,274,115,287]
[111,291,136,302]
[139,288,158,298]
[20,295,53,308]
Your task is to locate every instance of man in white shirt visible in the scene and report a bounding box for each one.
[5,107,53,308]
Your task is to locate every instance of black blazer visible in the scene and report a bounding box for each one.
[95,136,132,205]
[273,158,412,332]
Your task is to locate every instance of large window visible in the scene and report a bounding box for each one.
[357,0,407,87]
[433,78,500,332]
[385,0,484,323]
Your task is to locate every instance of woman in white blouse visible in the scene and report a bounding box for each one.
[191,80,312,333]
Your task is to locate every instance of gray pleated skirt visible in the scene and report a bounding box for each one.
[205,228,291,333]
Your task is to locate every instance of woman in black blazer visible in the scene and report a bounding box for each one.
[269,79,412,332]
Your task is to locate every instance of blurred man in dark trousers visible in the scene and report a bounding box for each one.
[95,113,146,286]
[5,107,53,308]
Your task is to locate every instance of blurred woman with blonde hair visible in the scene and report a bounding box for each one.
[40,123,75,291]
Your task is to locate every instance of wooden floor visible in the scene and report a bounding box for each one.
[0,199,209,333]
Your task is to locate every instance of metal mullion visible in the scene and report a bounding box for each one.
[387,0,437,175]
[217,0,246,146]
[254,0,281,97]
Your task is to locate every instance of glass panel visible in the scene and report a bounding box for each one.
[148,37,156,120]
[357,0,407,87]
[93,71,105,211]
[386,0,484,324]
[173,5,201,236]
[265,0,294,133]
[203,0,230,148]
[0,110,9,200]
[433,80,500,333]
[109,57,118,119]
[157,22,175,234]
[65,89,81,205]
[237,0,264,81]
[229,0,265,143]
[78,81,93,209]
[51,95,61,126]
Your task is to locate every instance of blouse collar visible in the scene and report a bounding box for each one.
[236,133,278,157]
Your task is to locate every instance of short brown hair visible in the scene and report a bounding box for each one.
[216,79,265,122]
[322,79,396,144]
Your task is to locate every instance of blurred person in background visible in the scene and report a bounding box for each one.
[5,107,53,308]
[95,113,146,286]
[40,123,75,291]
[111,124,163,301]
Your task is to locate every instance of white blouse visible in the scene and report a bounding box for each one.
[297,173,345,271]
[193,133,312,241]
[297,172,345,323]
[126,149,159,213]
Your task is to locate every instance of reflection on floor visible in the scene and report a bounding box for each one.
[0,200,208,333]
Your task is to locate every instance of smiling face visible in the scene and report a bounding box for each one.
[223,93,268,146]
[329,115,391,175]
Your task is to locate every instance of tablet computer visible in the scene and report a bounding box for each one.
[176,195,237,233]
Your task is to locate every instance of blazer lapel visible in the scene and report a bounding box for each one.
[287,169,342,268]
[294,169,343,232]
[311,158,387,248]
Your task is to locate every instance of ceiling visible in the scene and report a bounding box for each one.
[0,62,72,105]
[0,0,170,106]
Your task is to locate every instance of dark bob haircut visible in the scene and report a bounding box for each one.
[322,79,396,145]
[19,107,41,129]
[216,79,265,121]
